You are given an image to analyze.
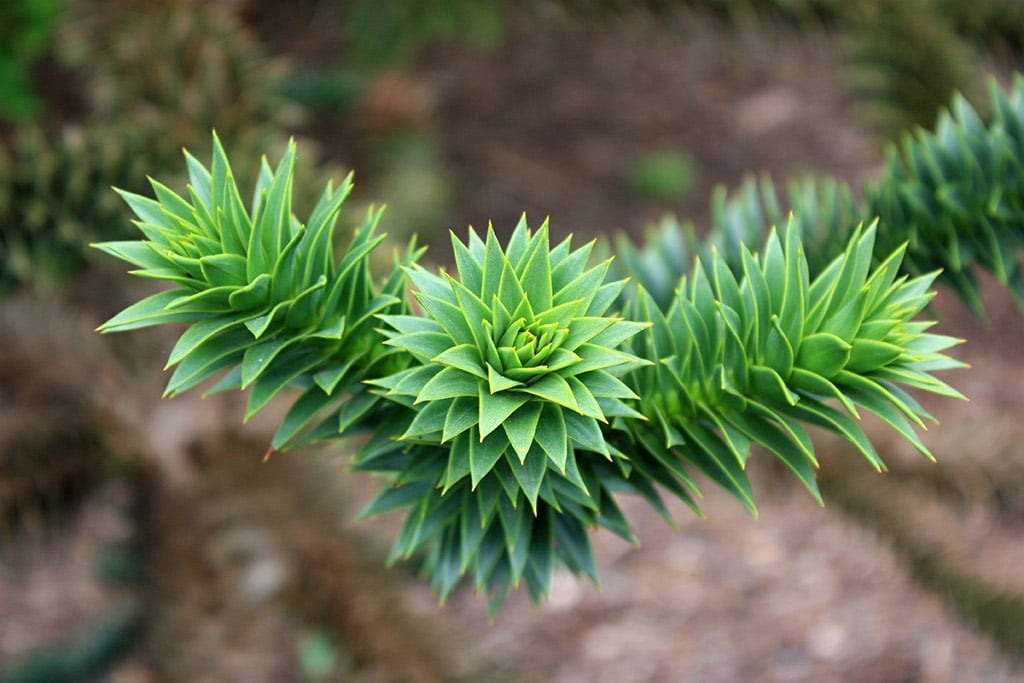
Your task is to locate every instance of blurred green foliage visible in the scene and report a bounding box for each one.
[0,0,62,122]
[614,74,1024,319]
[346,0,504,71]
[0,609,143,683]
[842,0,981,137]
[58,1,292,148]
[297,631,338,680]
[370,132,454,242]
[280,68,366,115]
[0,0,327,292]
[0,125,154,290]
[629,149,698,203]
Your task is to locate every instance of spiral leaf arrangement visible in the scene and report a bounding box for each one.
[373,219,650,506]
[359,219,651,611]
[95,134,416,451]
[617,222,964,518]
[96,128,968,613]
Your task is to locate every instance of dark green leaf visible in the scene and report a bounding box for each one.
[479,386,531,438]
[471,428,509,486]
[358,480,434,519]
[443,396,479,442]
[503,402,543,462]
[417,367,482,402]
[508,443,548,512]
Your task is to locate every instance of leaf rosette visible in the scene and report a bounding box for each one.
[372,216,651,510]
[362,216,652,612]
[95,134,416,449]
[618,219,965,518]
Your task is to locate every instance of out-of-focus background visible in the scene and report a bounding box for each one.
[2,1,1024,681]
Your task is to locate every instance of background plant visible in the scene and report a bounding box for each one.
[613,75,1024,319]
[0,0,326,293]
[628,148,699,203]
[345,0,503,71]
[0,0,62,122]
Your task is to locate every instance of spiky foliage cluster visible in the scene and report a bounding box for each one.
[608,175,860,310]
[607,217,701,311]
[95,136,413,451]
[96,132,967,614]
[359,219,650,611]
[865,79,1024,316]
[353,415,649,616]
[0,124,329,292]
[709,176,860,278]
[617,222,964,518]
[618,76,1024,318]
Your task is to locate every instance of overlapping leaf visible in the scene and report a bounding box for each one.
[95,133,418,449]
[617,219,965,518]
[95,131,972,617]
[866,75,1024,316]
[363,216,651,610]
[352,401,640,618]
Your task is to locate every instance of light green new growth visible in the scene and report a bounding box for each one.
[618,222,964,522]
[94,133,417,453]
[95,72,982,616]
[361,218,652,613]
[372,219,649,508]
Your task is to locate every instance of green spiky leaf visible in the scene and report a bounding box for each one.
[96,133,419,449]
